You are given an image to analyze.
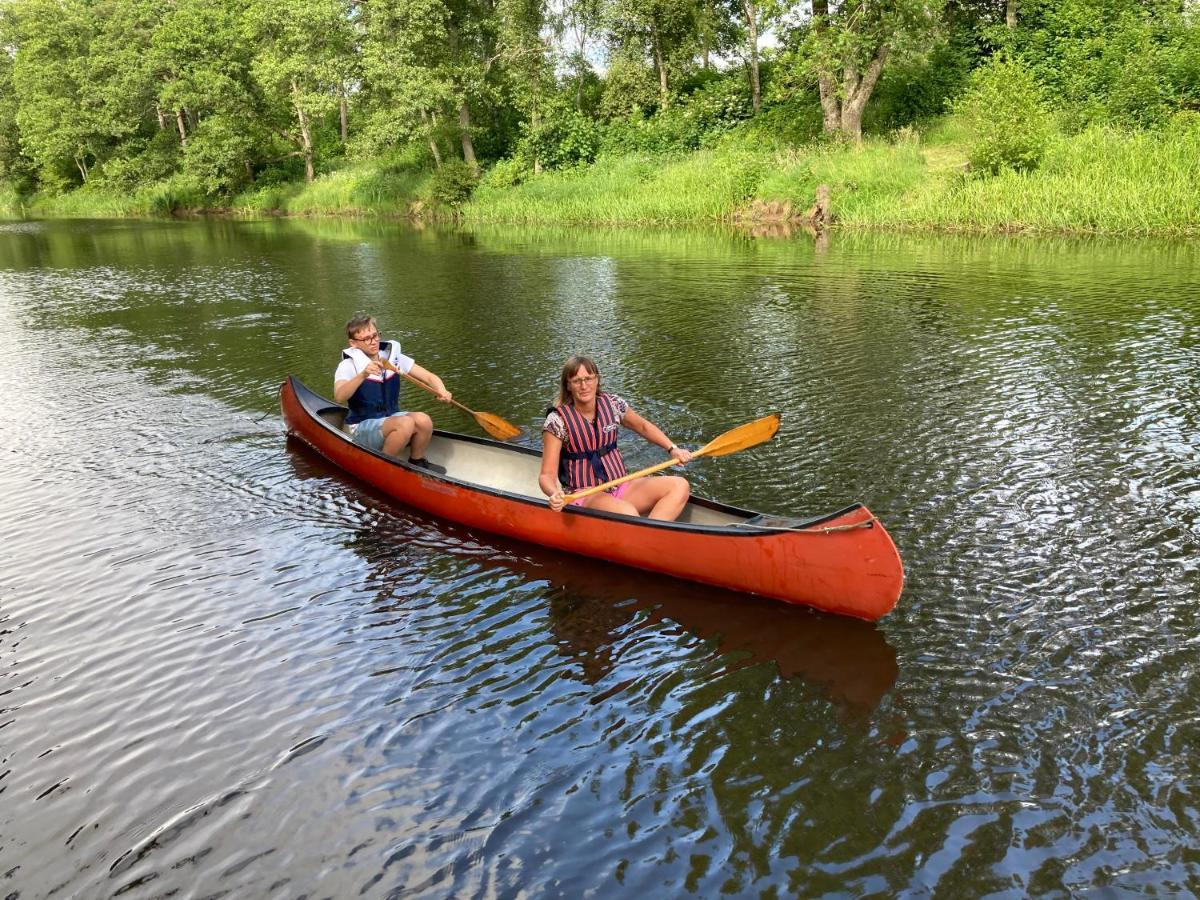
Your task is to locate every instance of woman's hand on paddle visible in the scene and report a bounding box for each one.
[547,488,566,512]
[669,446,693,466]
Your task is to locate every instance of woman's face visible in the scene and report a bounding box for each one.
[567,365,598,404]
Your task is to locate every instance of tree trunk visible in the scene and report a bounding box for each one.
[817,73,841,135]
[812,0,840,134]
[650,22,669,109]
[458,102,478,173]
[1006,0,1017,27]
[175,109,188,147]
[156,107,166,130]
[422,109,443,169]
[742,0,761,113]
[840,47,888,142]
[532,106,542,174]
[339,91,349,143]
[292,79,315,183]
[75,156,88,182]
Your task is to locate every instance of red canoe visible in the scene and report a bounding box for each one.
[280,377,904,620]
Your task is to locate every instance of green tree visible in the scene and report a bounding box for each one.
[720,0,783,112]
[606,0,699,109]
[149,0,272,192]
[359,0,502,171]
[789,0,947,142]
[245,0,354,182]
[0,15,35,190]
[8,0,102,187]
[1013,0,1199,129]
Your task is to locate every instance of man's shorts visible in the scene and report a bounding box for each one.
[350,413,410,452]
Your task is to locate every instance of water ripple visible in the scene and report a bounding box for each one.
[3,222,1200,896]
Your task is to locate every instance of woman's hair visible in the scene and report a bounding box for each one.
[555,355,600,407]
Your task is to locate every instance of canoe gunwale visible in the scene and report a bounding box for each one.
[285,375,865,538]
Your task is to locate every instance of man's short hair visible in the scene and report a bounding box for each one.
[346,314,376,340]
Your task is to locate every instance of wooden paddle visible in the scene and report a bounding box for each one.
[562,412,781,503]
[376,357,522,441]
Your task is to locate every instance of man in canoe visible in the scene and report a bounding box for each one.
[334,314,451,472]
[539,355,693,520]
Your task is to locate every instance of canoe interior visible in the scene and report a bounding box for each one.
[315,406,755,528]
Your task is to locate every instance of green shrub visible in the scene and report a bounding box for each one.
[739,97,824,147]
[182,114,262,196]
[517,102,600,170]
[480,156,526,189]
[427,159,479,207]
[92,131,181,193]
[955,57,1057,174]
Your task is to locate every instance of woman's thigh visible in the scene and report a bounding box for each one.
[621,476,682,515]
[582,491,638,516]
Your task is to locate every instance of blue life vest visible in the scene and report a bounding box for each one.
[344,342,402,426]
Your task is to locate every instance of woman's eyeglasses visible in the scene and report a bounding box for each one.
[569,374,598,387]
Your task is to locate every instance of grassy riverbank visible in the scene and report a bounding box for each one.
[9,122,1200,237]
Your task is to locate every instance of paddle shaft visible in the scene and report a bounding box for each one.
[372,356,523,441]
[560,411,781,504]
[375,357,468,412]
[562,454,691,503]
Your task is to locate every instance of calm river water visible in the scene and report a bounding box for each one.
[1,218,1198,897]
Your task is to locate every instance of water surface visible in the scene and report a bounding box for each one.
[1,218,1198,896]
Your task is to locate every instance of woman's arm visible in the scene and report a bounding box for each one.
[622,408,693,464]
[539,431,566,511]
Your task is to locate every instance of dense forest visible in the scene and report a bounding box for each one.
[0,0,1197,222]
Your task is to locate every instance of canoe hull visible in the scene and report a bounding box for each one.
[280,377,903,620]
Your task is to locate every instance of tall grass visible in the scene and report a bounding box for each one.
[0,183,24,216]
[19,175,210,218]
[755,139,928,218]
[28,187,147,217]
[464,149,768,225]
[857,126,1200,235]
[231,164,430,216]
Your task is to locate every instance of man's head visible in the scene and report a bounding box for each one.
[346,315,380,350]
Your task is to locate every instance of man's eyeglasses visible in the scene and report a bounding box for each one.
[352,332,380,342]
[569,374,598,387]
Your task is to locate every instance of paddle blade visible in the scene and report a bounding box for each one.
[475,411,523,441]
[699,412,781,458]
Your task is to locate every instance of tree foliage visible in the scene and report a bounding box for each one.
[0,0,1196,201]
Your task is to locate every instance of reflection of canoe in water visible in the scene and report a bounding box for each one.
[280,377,905,620]
[507,551,900,711]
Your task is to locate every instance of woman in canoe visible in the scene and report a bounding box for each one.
[540,355,693,520]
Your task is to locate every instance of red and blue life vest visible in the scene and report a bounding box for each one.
[344,342,402,426]
[553,393,628,493]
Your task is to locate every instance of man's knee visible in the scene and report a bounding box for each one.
[409,411,433,433]
[384,416,415,438]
